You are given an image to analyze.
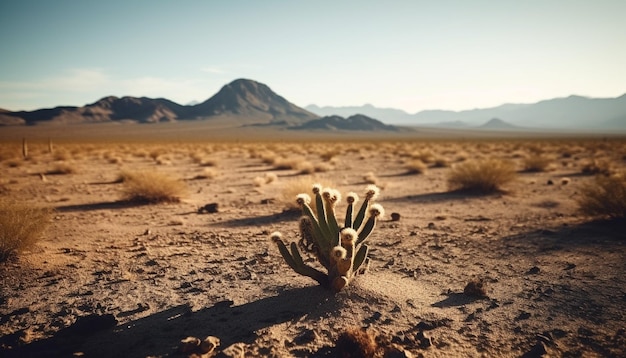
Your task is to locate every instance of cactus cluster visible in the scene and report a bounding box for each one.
[271,184,384,292]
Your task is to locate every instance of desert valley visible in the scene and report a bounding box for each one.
[1,79,625,357]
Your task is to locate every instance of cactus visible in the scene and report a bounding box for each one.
[271,184,384,292]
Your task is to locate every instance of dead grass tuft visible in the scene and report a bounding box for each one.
[0,200,52,262]
[447,159,516,193]
[405,159,428,174]
[522,155,552,172]
[46,162,78,175]
[120,171,187,203]
[577,173,626,219]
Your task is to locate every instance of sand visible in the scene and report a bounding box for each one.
[1,136,625,357]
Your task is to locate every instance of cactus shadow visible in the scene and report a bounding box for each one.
[218,209,301,227]
[6,285,337,358]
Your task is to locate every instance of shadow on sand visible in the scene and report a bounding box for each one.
[500,217,625,251]
[4,286,339,358]
[54,200,147,213]
[217,209,301,227]
[385,189,502,204]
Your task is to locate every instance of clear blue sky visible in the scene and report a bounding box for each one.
[1,0,625,113]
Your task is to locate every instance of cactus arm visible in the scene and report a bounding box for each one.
[300,202,331,255]
[315,192,332,238]
[352,198,370,231]
[325,205,340,241]
[275,240,328,286]
[344,203,354,228]
[352,244,369,274]
[356,215,376,245]
[275,239,299,271]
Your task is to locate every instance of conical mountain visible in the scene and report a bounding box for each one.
[190,79,318,123]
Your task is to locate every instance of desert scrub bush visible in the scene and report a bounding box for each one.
[271,184,384,292]
[447,159,516,193]
[0,200,52,262]
[581,159,613,176]
[404,159,428,174]
[46,162,77,174]
[279,177,333,211]
[577,173,626,219]
[120,170,187,203]
[522,154,552,172]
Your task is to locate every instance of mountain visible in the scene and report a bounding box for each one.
[306,94,626,130]
[189,79,318,124]
[478,118,519,130]
[305,104,414,123]
[290,114,397,131]
[0,79,318,126]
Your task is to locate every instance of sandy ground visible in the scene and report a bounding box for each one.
[1,137,625,357]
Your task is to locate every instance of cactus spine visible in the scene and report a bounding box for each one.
[271,185,384,292]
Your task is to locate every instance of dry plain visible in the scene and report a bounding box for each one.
[1,125,625,357]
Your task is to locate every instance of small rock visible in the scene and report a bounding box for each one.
[564,263,576,270]
[527,266,541,275]
[390,212,401,221]
[463,279,487,297]
[427,222,436,229]
[199,336,220,354]
[384,343,414,358]
[198,203,219,214]
[179,336,201,353]
[547,179,554,185]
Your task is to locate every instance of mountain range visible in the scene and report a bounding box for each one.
[306,94,626,130]
[0,79,320,127]
[2,78,625,131]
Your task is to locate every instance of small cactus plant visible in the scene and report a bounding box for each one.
[271,184,384,292]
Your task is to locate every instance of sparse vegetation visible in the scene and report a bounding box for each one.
[405,159,428,174]
[120,170,187,203]
[522,154,552,172]
[46,162,77,175]
[577,173,626,219]
[447,158,516,193]
[0,200,52,261]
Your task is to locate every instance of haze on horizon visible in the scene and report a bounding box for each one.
[1,0,625,114]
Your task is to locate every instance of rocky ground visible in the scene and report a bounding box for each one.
[1,138,625,357]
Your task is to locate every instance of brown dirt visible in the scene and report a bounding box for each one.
[1,136,625,357]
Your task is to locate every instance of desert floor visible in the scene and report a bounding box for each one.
[1,134,625,357]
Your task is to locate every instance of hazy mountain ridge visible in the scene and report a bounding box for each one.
[306,94,626,129]
[290,114,398,131]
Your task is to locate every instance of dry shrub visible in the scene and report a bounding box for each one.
[363,172,379,184]
[447,159,516,193]
[581,159,612,176]
[121,170,187,203]
[253,173,277,187]
[522,155,552,172]
[279,177,334,211]
[405,159,428,174]
[432,157,450,168]
[46,162,77,174]
[577,173,626,219]
[335,328,378,358]
[192,168,218,180]
[0,200,52,262]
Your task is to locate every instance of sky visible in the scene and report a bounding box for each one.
[1,0,625,113]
